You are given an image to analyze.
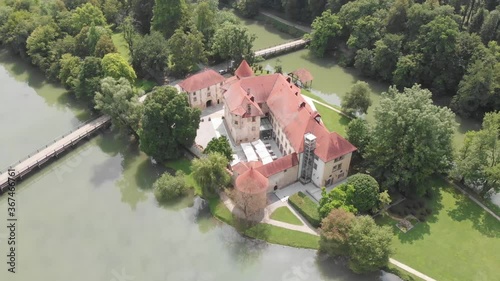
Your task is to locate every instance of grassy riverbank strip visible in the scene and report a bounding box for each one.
[208,197,320,249]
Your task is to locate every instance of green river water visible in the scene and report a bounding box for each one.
[0,48,402,280]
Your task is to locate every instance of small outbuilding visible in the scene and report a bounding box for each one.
[289,68,314,88]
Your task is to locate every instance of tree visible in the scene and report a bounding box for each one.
[139,86,201,161]
[192,152,231,197]
[346,118,371,156]
[131,31,169,82]
[87,25,112,56]
[75,56,103,102]
[211,22,256,65]
[480,10,500,44]
[153,171,189,202]
[452,42,500,118]
[346,173,380,213]
[131,0,154,34]
[365,85,456,195]
[1,10,48,55]
[307,10,341,57]
[392,54,424,89]
[58,53,81,90]
[342,81,372,115]
[204,136,233,162]
[101,53,137,82]
[372,34,403,82]
[347,14,385,50]
[69,3,106,35]
[121,16,136,57]
[319,183,357,218]
[168,27,206,77]
[347,216,392,273]
[94,35,117,58]
[102,0,123,25]
[94,77,143,132]
[150,0,187,38]
[454,111,500,196]
[26,24,60,72]
[47,35,77,79]
[469,8,487,34]
[319,208,355,256]
[354,48,374,77]
[236,0,260,18]
[386,0,410,34]
[194,0,217,43]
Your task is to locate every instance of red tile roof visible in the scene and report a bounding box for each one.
[315,132,357,162]
[256,153,299,177]
[291,68,313,83]
[235,167,268,194]
[235,60,254,78]
[223,72,356,162]
[178,69,225,93]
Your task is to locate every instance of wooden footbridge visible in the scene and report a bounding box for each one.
[0,115,111,192]
[254,38,310,58]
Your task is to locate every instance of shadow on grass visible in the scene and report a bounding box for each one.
[447,189,500,238]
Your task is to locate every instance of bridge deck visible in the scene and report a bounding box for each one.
[0,115,110,190]
[254,39,309,57]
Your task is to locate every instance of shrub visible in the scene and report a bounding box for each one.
[153,171,189,203]
[289,192,321,227]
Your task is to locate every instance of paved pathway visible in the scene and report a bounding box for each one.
[259,11,312,33]
[446,178,500,221]
[389,259,436,281]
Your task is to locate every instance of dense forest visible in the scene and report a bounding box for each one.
[230,0,500,119]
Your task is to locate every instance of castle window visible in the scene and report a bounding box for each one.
[207,92,211,97]
[252,117,256,122]
[234,121,238,125]
[334,156,344,162]
[313,163,318,170]
[193,97,197,102]
[332,164,342,172]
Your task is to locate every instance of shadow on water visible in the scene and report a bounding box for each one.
[0,47,91,120]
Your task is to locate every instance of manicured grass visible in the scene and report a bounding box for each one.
[313,102,350,137]
[111,32,130,61]
[384,264,425,281]
[288,192,321,227]
[209,197,320,249]
[165,158,202,195]
[270,206,303,225]
[135,79,157,93]
[376,178,500,281]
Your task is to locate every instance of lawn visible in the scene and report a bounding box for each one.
[376,178,500,281]
[209,198,320,249]
[270,206,303,225]
[313,102,350,137]
[111,32,130,61]
[165,158,202,195]
[288,192,321,227]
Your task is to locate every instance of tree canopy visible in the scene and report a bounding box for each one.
[101,53,137,82]
[192,152,231,197]
[204,136,233,162]
[139,86,201,161]
[307,10,341,57]
[211,22,256,66]
[365,85,456,195]
[167,27,206,77]
[150,0,187,38]
[341,81,372,115]
[153,171,189,202]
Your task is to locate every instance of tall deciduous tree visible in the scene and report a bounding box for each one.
[58,53,81,90]
[150,0,187,38]
[153,171,189,202]
[204,136,233,162]
[94,35,117,58]
[101,53,137,82]
[342,81,372,115]
[319,208,355,256]
[132,0,154,34]
[236,0,260,18]
[192,152,231,197]
[307,10,341,57]
[454,111,500,196]
[372,34,403,82]
[26,24,60,72]
[94,77,143,132]
[347,216,392,273]
[75,56,103,102]
[211,22,256,66]
[346,118,371,156]
[346,173,380,213]
[194,0,217,44]
[69,3,107,35]
[168,27,206,77]
[131,31,169,82]
[139,86,201,161]
[365,85,456,195]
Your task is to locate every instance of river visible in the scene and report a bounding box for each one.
[0,51,402,280]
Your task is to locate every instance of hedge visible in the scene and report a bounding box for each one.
[288,192,321,227]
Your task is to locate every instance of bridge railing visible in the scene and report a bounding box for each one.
[253,38,307,53]
[0,115,110,175]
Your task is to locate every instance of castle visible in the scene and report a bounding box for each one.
[178,61,357,192]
